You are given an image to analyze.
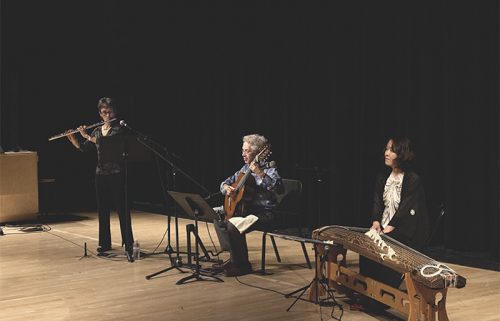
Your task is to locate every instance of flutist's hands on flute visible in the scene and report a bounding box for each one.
[67,125,96,148]
[66,130,80,148]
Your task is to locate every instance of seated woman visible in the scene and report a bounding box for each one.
[359,135,430,308]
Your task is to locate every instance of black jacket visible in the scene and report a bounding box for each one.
[371,170,430,249]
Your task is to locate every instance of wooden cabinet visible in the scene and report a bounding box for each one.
[0,152,39,223]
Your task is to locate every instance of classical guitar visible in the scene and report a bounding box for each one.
[223,145,272,219]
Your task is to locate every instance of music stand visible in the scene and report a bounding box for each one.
[99,134,151,254]
[166,191,223,285]
[100,134,151,163]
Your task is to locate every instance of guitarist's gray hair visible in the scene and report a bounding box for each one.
[243,134,268,152]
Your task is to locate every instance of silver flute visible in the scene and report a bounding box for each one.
[48,118,117,141]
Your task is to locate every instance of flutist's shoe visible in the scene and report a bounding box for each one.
[126,250,135,263]
[97,246,111,256]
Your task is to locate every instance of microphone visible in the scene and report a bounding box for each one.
[119,120,145,138]
[321,244,330,262]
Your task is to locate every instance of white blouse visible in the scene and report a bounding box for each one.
[381,171,404,228]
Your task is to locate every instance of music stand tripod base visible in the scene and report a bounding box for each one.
[175,268,223,285]
[154,191,224,285]
[145,260,188,280]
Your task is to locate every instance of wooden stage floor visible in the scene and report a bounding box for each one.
[0,211,499,321]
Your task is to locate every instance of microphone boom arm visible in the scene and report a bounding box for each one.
[120,120,211,197]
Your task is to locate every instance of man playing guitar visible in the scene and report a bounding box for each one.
[217,134,282,276]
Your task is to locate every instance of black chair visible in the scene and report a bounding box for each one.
[260,178,312,274]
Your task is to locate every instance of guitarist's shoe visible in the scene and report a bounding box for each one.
[224,262,252,277]
[212,259,230,269]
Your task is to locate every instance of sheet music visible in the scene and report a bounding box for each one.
[228,215,259,233]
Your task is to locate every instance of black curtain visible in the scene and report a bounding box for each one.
[1,1,498,259]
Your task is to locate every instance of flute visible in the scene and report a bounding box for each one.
[48,118,117,141]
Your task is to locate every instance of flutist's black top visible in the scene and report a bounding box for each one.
[79,124,123,175]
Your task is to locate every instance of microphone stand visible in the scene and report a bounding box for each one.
[137,133,179,265]
[313,166,324,228]
[294,164,326,230]
[119,122,212,279]
[285,243,342,317]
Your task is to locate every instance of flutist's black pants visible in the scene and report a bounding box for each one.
[95,173,134,251]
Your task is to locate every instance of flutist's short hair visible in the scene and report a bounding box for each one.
[97,97,117,113]
[243,134,268,152]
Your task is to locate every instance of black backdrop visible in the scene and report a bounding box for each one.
[1,1,498,259]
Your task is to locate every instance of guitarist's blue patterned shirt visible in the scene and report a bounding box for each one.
[220,161,282,215]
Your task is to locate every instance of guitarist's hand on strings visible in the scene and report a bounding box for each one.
[249,163,265,178]
[223,184,236,196]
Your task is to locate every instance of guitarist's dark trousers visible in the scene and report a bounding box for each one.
[215,211,275,268]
